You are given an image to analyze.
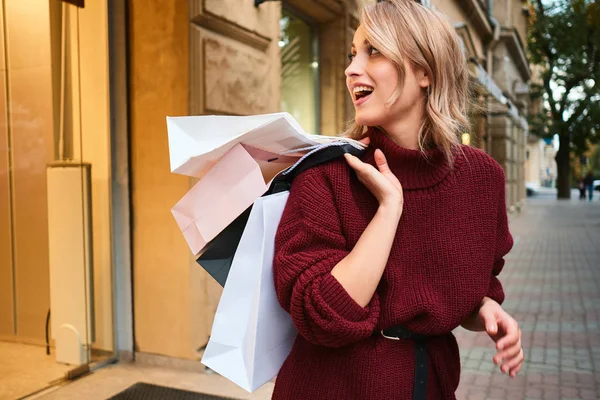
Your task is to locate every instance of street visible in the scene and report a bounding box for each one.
[455,190,600,400]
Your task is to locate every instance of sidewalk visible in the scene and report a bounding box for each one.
[455,190,600,400]
[33,191,600,400]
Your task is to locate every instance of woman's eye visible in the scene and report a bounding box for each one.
[368,45,380,56]
[348,53,356,61]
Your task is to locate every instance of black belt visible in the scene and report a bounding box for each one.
[381,326,428,400]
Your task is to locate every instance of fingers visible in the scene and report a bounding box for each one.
[496,318,520,351]
[358,136,371,146]
[491,313,523,378]
[508,353,524,378]
[344,151,404,206]
[478,306,498,336]
[344,153,378,189]
[496,344,524,378]
[345,150,390,175]
[373,149,403,194]
[344,152,359,168]
[500,345,524,376]
[494,340,521,365]
[344,153,373,175]
[374,149,391,174]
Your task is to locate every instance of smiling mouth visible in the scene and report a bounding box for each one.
[353,86,374,101]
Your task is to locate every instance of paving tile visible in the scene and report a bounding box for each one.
[455,192,600,399]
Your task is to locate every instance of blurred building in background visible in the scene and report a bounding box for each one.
[0,1,536,391]
[436,0,531,212]
[524,65,557,192]
[526,137,558,191]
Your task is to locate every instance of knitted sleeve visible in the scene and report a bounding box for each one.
[273,166,380,348]
[486,165,514,304]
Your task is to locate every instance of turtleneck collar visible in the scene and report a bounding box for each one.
[362,128,453,191]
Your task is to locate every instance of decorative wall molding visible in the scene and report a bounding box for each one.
[458,0,493,40]
[201,35,272,115]
[191,13,271,52]
[286,0,343,22]
[501,28,531,81]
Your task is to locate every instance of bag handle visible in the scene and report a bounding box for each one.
[269,142,366,194]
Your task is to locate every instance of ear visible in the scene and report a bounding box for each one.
[416,67,430,89]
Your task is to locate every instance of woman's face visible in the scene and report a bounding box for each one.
[345,25,429,128]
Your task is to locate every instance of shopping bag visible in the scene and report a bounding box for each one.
[196,142,364,286]
[166,112,364,178]
[193,207,251,287]
[201,191,296,392]
[196,141,366,286]
[171,143,294,256]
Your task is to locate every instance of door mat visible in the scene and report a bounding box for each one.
[108,383,239,400]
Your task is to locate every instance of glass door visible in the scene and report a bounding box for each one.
[0,0,115,397]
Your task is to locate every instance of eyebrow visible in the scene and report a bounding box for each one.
[350,39,370,49]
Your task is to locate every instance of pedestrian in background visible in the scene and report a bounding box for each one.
[271,1,524,399]
[579,177,587,200]
[583,172,594,202]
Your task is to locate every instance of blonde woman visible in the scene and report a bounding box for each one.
[272,1,524,399]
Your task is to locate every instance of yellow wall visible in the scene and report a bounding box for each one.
[129,0,198,359]
[0,0,14,337]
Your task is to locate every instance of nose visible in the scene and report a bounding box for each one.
[345,55,364,79]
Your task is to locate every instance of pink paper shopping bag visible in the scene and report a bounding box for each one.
[171,143,294,256]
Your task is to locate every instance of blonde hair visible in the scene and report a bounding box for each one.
[346,0,471,165]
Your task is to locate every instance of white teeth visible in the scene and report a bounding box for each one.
[353,85,374,93]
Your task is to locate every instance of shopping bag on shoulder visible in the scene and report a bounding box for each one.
[167,112,364,178]
[196,141,365,286]
[201,191,294,392]
[199,142,366,392]
[171,143,295,256]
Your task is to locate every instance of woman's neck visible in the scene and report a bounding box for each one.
[379,99,426,150]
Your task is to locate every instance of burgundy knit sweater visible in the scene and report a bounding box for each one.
[271,130,513,399]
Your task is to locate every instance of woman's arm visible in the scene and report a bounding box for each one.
[462,296,524,378]
[273,149,402,348]
[331,203,400,307]
[333,151,403,307]
[460,296,494,331]
[461,162,522,377]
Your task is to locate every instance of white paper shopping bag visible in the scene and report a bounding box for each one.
[201,191,297,392]
[166,112,365,178]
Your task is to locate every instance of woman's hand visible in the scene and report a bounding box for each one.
[478,298,524,378]
[344,149,403,214]
[331,143,404,307]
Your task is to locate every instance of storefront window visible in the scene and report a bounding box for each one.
[0,1,114,398]
[279,9,320,134]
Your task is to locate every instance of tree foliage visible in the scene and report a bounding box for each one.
[528,0,600,154]
[528,0,600,197]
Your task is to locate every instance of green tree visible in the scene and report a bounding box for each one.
[528,0,600,198]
